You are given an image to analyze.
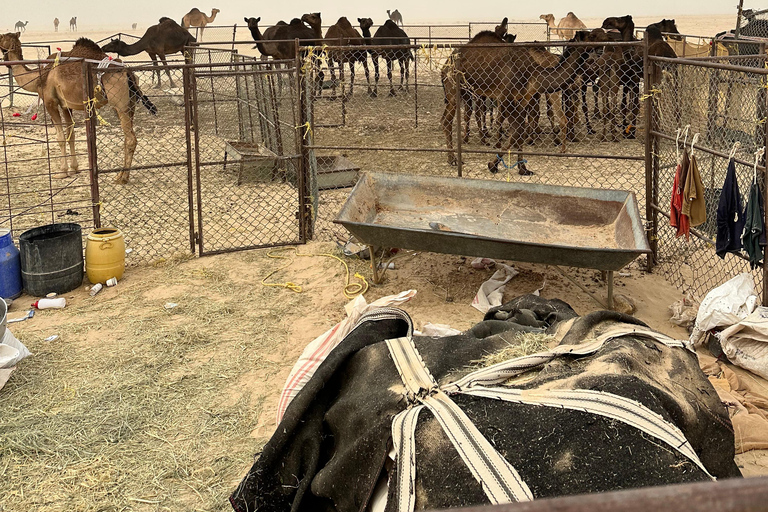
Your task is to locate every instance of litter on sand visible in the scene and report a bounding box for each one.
[164,303,179,310]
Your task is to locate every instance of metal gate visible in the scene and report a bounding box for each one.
[186,56,310,256]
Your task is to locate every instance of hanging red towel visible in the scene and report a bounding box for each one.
[671,150,691,239]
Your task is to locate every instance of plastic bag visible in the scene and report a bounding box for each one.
[421,323,462,336]
[669,297,699,331]
[690,274,758,345]
[471,263,519,313]
[718,306,768,379]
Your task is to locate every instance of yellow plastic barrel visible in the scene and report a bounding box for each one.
[85,228,125,284]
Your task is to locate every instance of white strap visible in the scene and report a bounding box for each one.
[391,406,424,512]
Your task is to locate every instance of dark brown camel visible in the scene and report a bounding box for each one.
[601,16,677,137]
[244,14,323,60]
[441,30,590,175]
[101,17,196,88]
[646,19,682,40]
[325,17,371,98]
[358,18,412,97]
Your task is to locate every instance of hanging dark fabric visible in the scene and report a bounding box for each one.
[716,158,745,258]
[742,179,765,270]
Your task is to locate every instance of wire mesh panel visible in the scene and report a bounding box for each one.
[190,58,305,255]
[304,37,648,242]
[650,55,768,301]
[0,52,95,243]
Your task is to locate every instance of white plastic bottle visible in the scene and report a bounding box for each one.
[32,297,67,309]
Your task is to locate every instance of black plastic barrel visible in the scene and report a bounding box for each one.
[19,223,84,296]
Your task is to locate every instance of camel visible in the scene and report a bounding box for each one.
[245,14,322,61]
[181,8,219,40]
[0,33,157,184]
[324,17,372,98]
[540,13,587,40]
[358,18,412,97]
[132,23,138,30]
[14,22,29,33]
[646,19,682,40]
[102,18,196,88]
[70,17,77,31]
[387,9,403,26]
[601,16,678,137]
[54,18,59,32]
[441,30,590,174]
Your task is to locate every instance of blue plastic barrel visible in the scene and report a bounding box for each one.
[0,228,22,299]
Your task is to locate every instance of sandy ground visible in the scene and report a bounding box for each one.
[0,242,766,511]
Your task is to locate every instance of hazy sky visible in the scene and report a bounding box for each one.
[3,0,735,28]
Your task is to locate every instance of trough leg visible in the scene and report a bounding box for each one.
[369,245,381,284]
[607,270,614,310]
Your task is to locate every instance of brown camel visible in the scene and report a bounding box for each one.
[54,18,60,32]
[324,17,371,98]
[102,18,196,88]
[441,30,590,174]
[0,33,156,183]
[14,21,29,33]
[358,18,412,97]
[181,8,219,40]
[387,9,404,26]
[540,13,588,40]
[70,17,77,31]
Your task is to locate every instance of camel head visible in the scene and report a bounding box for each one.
[602,15,633,32]
[244,17,260,30]
[301,12,322,29]
[101,38,129,55]
[503,33,517,43]
[583,28,611,45]
[0,32,23,59]
[494,17,508,37]
[212,8,220,15]
[540,14,555,25]
[358,18,374,31]
[657,19,682,40]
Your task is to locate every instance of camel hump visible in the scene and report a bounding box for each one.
[71,38,107,58]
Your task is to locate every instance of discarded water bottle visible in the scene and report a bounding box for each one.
[90,283,103,296]
[32,297,66,309]
[106,277,118,287]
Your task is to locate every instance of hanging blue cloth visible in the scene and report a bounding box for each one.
[742,178,765,270]
[716,158,745,258]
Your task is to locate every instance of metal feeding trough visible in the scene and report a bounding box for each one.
[223,141,279,185]
[314,155,360,190]
[334,172,651,309]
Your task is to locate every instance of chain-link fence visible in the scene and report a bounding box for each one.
[302,38,648,242]
[649,53,768,301]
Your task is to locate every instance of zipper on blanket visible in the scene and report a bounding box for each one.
[353,307,414,337]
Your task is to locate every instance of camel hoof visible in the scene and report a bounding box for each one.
[53,172,68,179]
[68,169,81,177]
[388,90,396,97]
[369,90,377,98]
[518,166,534,176]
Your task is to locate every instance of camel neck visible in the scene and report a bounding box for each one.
[361,27,372,42]
[539,50,587,94]
[120,38,150,56]
[4,50,42,93]
[249,26,269,56]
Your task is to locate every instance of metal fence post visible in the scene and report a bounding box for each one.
[81,60,101,229]
[7,68,13,107]
[182,65,197,253]
[296,44,312,242]
[644,38,656,271]
[762,50,768,305]
[454,63,463,178]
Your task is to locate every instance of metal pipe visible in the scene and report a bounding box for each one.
[643,36,655,271]
[455,61,463,177]
[305,145,645,160]
[650,55,768,75]
[81,60,101,229]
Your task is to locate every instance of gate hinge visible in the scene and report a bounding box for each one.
[194,231,201,243]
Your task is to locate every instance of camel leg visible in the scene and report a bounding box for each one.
[114,108,137,184]
[563,89,579,142]
[46,102,70,178]
[386,58,396,97]
[148,53,160,87]
[158,53,175,88]
[397,58,406,92]
[545,94,559,145]
[549,94,567,151]
[361,56,372,97]
[441,73,458,165]
[580,82,595,134]
[62,108,79,175]
[371,55,379,98]
[477,98,489,145]
[488,101,533,176]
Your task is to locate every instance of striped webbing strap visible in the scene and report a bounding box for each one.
[387,337,533,511]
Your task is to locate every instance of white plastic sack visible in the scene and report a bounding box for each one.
[718,307,768,379]
[0,328,31,391]
[421,323,462,336]
[691,274,758,345]
[471,263,519,313]
[276,290,417,423]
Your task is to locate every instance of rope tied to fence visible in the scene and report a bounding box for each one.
[83,96,111,127]
[296,121,313,142]
[261,247,369,299]
[639,87,662,102]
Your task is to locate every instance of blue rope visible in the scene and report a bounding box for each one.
[497,155,528,170]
